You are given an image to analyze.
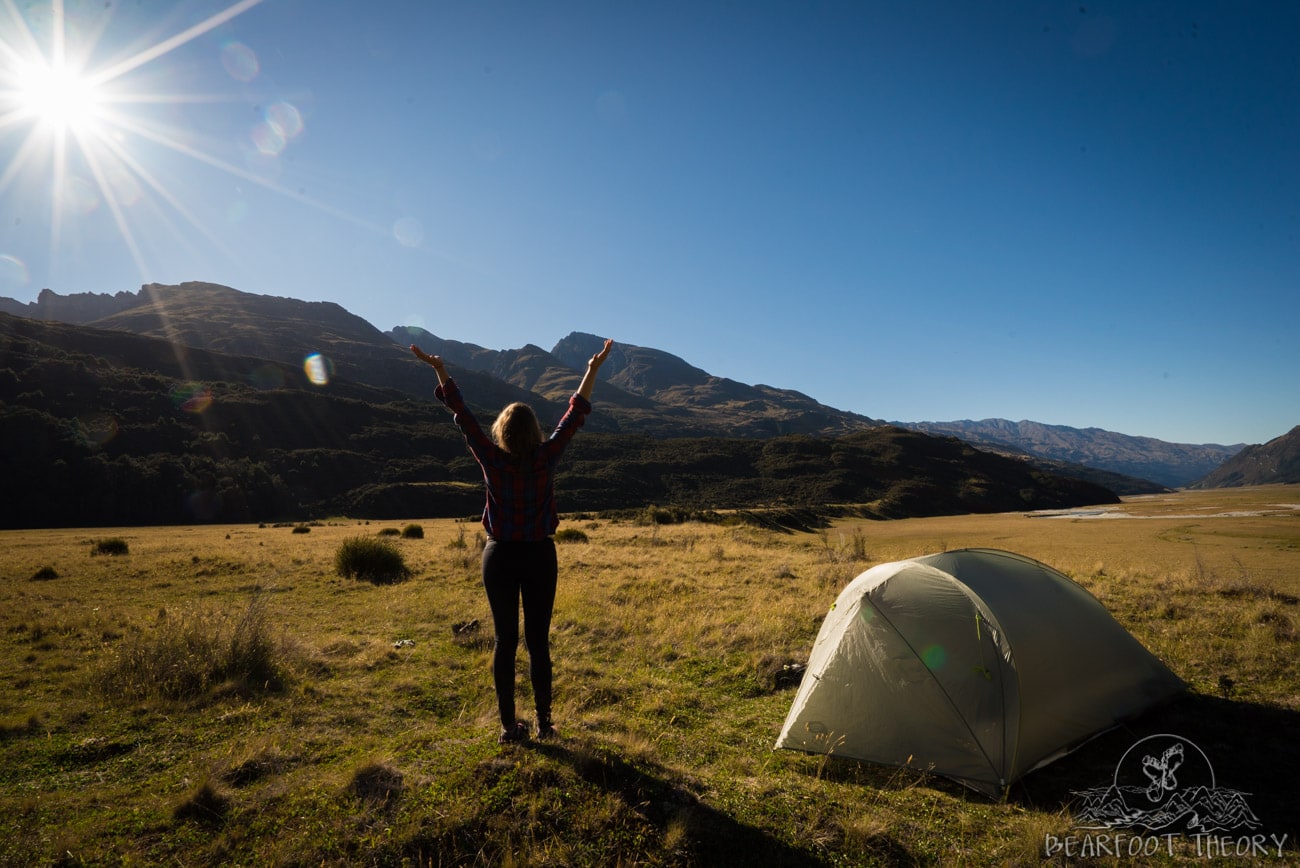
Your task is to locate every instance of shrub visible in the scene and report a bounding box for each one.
[639,505,682,526]
[99,593,294,700]
[173,780,231,825]
[31,565,59,581]
[291,525,311,534]
[93,538,129,556]
[349,762,404,805]
[377,527,400,536]
[554,528,589,544]
[401,523,424,539]
[335,537,409,584]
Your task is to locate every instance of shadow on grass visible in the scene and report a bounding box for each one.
[530,739,832,868]
[785,692,1298,852]
[1013,693,1300,842]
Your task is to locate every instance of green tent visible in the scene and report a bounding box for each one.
[775,548,1185,798]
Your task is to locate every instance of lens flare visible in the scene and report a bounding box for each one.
[304,353,332,386]
[266,101,303,138]
[393,216,424,248]
[921,644,947,671]
[251,121,286,156]
[220,41,260,83]
[77,413,119,446]
[252,100,303,156]
[173,383,214,413]
[249,363,285,389]
[186,490,222,521]
[0,254,29,288]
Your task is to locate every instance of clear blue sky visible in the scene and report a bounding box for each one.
[2,1,1296,446]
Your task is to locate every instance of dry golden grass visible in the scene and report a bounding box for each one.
[1,486,1298,865]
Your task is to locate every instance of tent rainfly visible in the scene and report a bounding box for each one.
[775,548,1186,798]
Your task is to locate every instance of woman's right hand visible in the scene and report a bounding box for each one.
[410,345,443,368]
[589,338,613,369]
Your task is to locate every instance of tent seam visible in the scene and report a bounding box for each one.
[868,578,1004,790]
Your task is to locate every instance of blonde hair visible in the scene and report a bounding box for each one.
[491,402,544,458]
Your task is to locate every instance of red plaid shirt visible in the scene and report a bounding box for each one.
[435,378,592,541]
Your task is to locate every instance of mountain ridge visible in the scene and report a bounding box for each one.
[896,418,1245,489]
[0,307,1119,527]
[1188,426,1300,488]
[2,283,1275,489]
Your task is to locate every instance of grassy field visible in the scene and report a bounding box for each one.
[2,485,1297,866]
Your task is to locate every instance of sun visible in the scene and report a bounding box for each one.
[13,57,104,134]
[0,0,313,283]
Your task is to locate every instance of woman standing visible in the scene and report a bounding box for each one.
[411,338,613,744]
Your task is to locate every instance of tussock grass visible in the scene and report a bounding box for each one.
[92,537,129,556]
[334,535,409,584]
[173,780,231,826]
[554,527,589,543]
[97,592,298,700]
[0,486,1297,865]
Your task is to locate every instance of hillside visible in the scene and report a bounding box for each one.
[1188,426,1300,488]
[898,418,1243,489]
[0,307,1118,528]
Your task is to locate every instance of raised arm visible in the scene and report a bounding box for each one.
[576,338,613,402]
[410,344,450,388]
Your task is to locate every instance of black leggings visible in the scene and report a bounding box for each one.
[481,538,557,728]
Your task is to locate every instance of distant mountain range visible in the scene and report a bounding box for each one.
[896,419,1244,489]
[0,282,1291,527]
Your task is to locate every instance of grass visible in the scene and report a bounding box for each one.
[1,487,1298,865]
[335,536,410,584]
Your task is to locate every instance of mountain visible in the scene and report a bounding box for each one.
[1188,426,1300,488]
[0,283,1122,528]
[390,327,882,438]
[896,419,1244,489]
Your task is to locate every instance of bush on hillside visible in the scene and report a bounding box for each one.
[335,536,409,584]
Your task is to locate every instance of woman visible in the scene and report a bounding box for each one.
[411,338,613,744]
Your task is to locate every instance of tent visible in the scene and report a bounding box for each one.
[775,548,1185,798]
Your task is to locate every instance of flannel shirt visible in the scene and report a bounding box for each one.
[435,378,592,541]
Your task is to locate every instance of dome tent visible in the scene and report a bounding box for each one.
[775,549,1185,798]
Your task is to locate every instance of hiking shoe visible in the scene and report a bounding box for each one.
[498,721,529,745]
[537,723,559,741]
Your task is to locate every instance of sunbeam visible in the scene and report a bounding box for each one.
[0,0,375,288]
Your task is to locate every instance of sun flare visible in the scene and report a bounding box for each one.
[0,0,343,284]
[14,57,103,133]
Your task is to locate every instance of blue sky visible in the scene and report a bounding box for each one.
[1,1,1296,446]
